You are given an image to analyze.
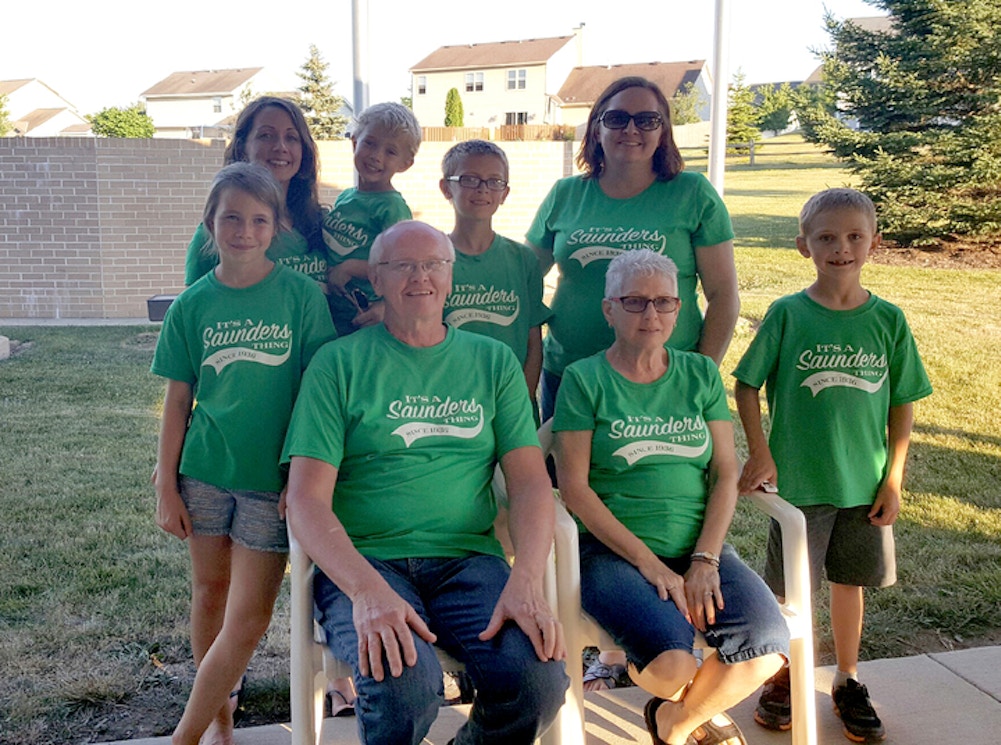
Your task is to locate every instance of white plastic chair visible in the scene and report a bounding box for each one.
[542,420,818,745]
[288,492,573,745]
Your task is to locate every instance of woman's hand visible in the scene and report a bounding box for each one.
[636,555,690,623]
[684,560,722,632]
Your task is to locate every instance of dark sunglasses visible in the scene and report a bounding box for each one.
[598,110,664,131]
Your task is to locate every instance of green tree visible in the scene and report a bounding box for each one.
[444,88,464,127]
[807,0,1001,243]
[87,104,155,138]
[757,82,795,135]
[669,82,704,125]
[0,93,12,136]
[726,71,760,148]
[400,96,413,110]
[296,44,348,140]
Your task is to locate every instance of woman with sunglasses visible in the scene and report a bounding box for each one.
[527,76,739,424]
[553,250,786,745]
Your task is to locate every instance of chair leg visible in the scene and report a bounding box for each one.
[788,633,818,745]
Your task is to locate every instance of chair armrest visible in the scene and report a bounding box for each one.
[742,489,812,622]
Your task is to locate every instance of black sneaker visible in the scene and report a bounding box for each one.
[832,679,886,742]
[754,666,791,731]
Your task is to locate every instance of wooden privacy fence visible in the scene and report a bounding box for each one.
[420,124,576,143]
[422,126,491,142]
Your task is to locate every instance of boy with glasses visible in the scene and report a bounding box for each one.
[440,140,550,419]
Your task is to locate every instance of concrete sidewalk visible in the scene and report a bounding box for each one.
[98,645,1001,745]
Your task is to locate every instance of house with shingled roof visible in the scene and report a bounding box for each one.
[556,61,712,128]
[410,29,583,128]
[140,68,263,139]
[0,79,91,137]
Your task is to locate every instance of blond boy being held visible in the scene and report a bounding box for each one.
[322,102,421,336]
[733,188,932,743]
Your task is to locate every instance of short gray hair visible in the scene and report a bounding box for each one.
[604,249,678,298]
[369,220,455,265]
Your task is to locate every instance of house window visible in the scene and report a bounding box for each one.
[212,96,222,113]
[465,72,483,93]
[507,69,527,90]
[505,112,529,125]
[417,76,427,95]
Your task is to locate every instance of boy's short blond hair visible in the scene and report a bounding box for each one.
[799,188,878,235]
[441,139,510,180]
[351,102,422,156]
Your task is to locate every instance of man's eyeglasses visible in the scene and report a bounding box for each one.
[598,110,664,131]
[445,175,508,192]
[611,295,680,314]
[377,259,454,276]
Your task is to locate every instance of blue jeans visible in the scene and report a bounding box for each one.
[580,536,790,670]
[540,369,562,424]
[315,554,568,745]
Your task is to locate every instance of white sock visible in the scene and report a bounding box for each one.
[833,669,858,689]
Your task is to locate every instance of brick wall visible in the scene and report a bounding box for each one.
[0,138,575,319]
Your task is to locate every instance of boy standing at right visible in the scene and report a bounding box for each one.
[322,102,421,336]
[733,188,932,743]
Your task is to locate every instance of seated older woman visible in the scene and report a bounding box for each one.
[553,249,788,745]
[282,220,567,745]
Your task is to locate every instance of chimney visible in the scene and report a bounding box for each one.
[573,23,585,67]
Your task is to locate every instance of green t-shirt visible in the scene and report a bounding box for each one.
[151,264,336,491]
[281,325,540,560]
[526,172,734,376]
[553,349,731,558]
[732,291,933,509]
[321,188,412,334]
[445,234,551,366]
[184,222,329,287]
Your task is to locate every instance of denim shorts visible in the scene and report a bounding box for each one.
[580,535,789,671]
[764,504,896,594]
[179,475,288,553]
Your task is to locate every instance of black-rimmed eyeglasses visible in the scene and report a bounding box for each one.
[445,175,508,192]
[611,295,680,313]
[598,110,664,131]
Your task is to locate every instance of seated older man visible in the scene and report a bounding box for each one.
[282,220,568,745]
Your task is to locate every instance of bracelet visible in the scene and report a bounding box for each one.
[690,551,720,569]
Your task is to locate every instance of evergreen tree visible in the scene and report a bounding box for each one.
[0,93,12,136]
[296,44,348,140]
[444,88,464,127]
[726,71,760,149]
[806,0,1001,243]
[87,104,155,138]
[757,83,795,135]
[669,82,704,125]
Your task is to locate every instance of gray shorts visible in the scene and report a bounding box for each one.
[179,475,288,553]
[763,504,896,595]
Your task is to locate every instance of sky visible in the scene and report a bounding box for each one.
[4,0,881,116]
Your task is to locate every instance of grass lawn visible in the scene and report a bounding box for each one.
[1,135,999,744]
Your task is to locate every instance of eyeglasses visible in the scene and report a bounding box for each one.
[598,110,664,131]
[445,175,508,192]
[612,295,680,313]
[377,259,453,276]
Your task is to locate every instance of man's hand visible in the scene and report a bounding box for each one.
[479,572,565,662]
[353,583,437,681]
